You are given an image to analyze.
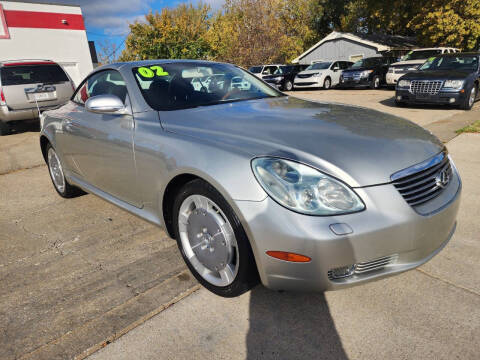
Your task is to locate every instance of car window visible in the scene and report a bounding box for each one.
[351,58,382,69]
[306,62,331,70]
[73,69,128,105]
[263,66,278,75]
[132,62,283,111]
[419,55,479,71]
[0,64,69,85]
[403,50,442,61]
[331,62,340,70]
[249,66,263,74]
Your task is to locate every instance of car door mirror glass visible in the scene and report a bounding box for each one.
[85,95,125,114]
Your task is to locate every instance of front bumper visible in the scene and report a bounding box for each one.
[396,89,466,105]
[339,77,371,88]
[294,77,322,88]
[386,72,403,85]
[235,166,461,292]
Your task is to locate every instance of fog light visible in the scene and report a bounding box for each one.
[328,265,356,279]
[396,95,402,101]
[449,98,456,103]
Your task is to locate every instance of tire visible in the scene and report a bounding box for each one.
[0,121,10,136]
[371,75,381,89]
[283,80,293,91]
[460,85,477,111]
[46,143,84,198]
[172,179,258,297]
[323,77,331,90]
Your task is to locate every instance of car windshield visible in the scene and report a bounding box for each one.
[134,62,283,111]
[305,62,331,70]
[0,64,69,85]
[350,58,382,69]
[419,55,479,71]
[403,50,442,61]
[249,66,262,73]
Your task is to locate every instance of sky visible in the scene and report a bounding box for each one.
[30,0,225,57]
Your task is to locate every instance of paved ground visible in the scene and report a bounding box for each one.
[290,89,480,142]
[1,92,479,360]
[89,133,480,360]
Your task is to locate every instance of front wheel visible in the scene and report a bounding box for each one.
[371,75,381,89]
[460,85,477,110]
[283,80,293,91]
[323,77,331,90]
[173,179,258,297]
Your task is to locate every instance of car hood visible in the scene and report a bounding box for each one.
[297,70,324,76]
[160,96,443,187]
[342,67,370,73]
[402,70,471,80]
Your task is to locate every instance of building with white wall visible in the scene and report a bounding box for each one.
[0,0,93,85]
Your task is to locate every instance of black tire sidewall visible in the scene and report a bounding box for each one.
[172,179,257,297]
[0,121,10,136]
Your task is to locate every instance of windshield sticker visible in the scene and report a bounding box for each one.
[427,57,436,62]
[137,66,169,78]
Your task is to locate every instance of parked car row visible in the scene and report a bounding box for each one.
[249,49,479,111]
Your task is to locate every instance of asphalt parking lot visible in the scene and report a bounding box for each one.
[1,89,479,360]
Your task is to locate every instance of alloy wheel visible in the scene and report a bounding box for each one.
[48,147,66,193]
[178,194,239,287]
[469,87,476,108]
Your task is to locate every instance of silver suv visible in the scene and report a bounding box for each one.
[0,60,75,135]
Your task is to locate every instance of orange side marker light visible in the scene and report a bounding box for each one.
[266,251,311,263]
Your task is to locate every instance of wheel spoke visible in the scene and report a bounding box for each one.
[219,265,235,284]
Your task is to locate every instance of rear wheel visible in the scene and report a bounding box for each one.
[0,121,10,136]
[46,144,84,198]
[460,85,477,110]
[173,179,258,297]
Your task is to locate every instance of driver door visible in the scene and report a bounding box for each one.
[60,69,140,207]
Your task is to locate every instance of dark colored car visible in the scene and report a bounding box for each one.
[339,56,397,89]
[395,53,479,110]
[262,64,308,91]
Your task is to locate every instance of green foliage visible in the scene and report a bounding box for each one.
[408,0,480,50]
[119,0,480,66]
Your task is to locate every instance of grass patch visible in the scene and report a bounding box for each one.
[456,120,480,134]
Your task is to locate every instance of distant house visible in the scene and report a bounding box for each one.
[292,31,417,64]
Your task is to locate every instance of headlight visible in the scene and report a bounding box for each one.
[311,72,320,77]
[251,158,365,215]
[361,70,373,78]
[443,80,464,89]
[398,79,411,88]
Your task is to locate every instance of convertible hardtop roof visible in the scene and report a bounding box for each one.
[102,59,231,71]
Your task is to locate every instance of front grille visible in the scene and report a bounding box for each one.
[392,152,452,207]
[297,74,312,79]
[327,254,398,280]
[409,80,443,95]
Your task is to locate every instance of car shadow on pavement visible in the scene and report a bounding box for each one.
[7,119,40,135]
[246,286,348,360]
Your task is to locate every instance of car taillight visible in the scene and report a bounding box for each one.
[0,88,6,105]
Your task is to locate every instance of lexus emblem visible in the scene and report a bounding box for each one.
[435,169,450,188]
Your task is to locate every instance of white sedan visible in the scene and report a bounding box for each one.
[294,61,353,89]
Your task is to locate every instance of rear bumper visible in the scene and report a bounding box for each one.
[396,89,465,105]
[0,104,58,122]
[235,165,461,292]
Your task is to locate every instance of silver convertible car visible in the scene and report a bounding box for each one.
[39,60,461,297]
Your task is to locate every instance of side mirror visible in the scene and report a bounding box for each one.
[333,67,340,71]
[85,95,125,114]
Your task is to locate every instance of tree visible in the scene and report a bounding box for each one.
[119,3,212,61]
[408,0,480,50]
[206,0,318,67]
